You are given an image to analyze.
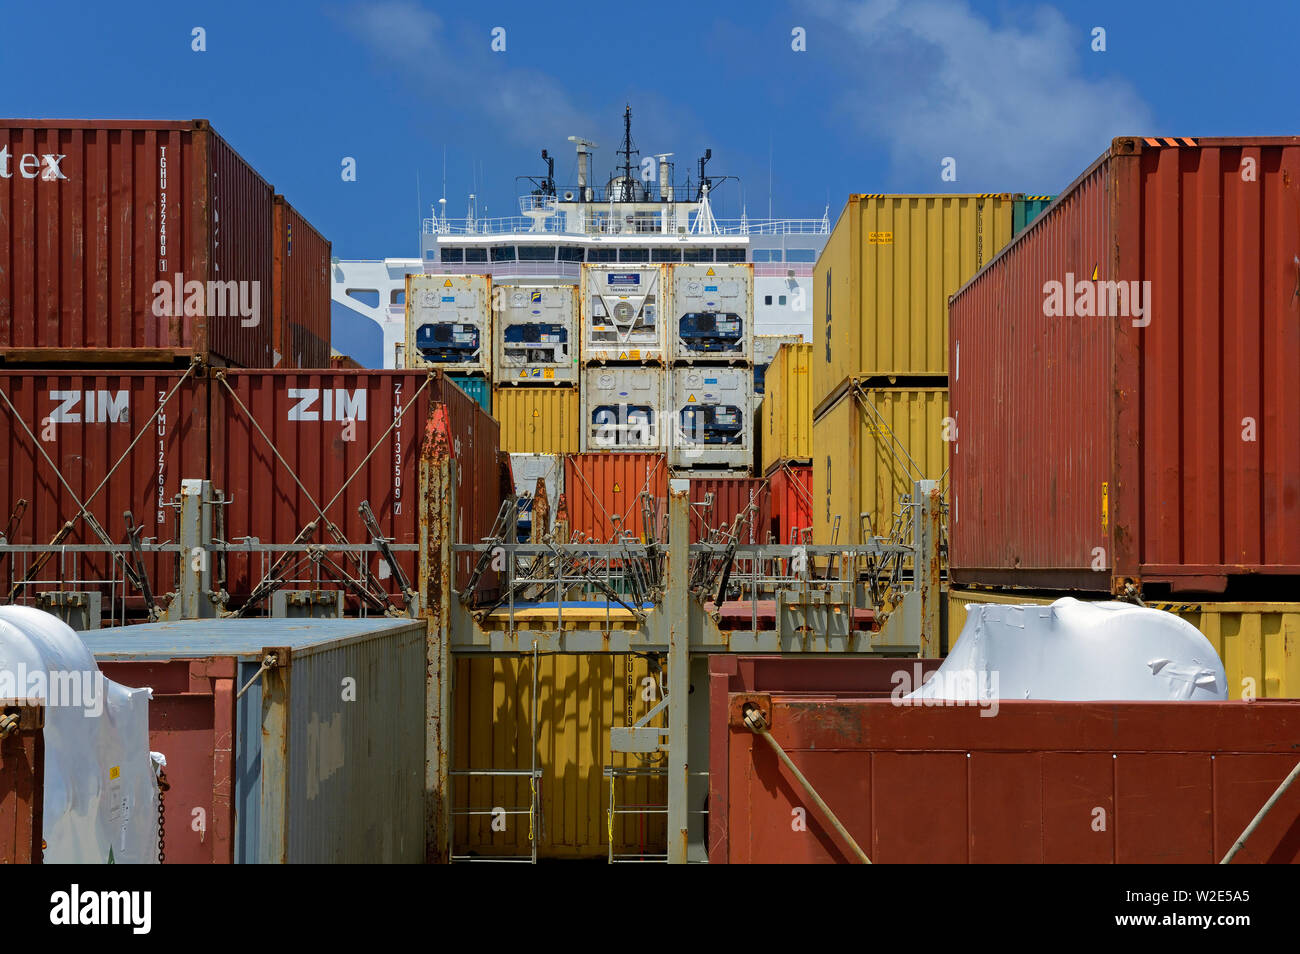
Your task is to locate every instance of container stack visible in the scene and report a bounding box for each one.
[664,263,756,474]
[492,283,581,454]
[810,193,1020,544]
[404,273,493,412]
[946,137,1300,695]
[757,342,814,544]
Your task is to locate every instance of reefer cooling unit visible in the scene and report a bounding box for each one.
[581,367,666,451]
[581,265,666,363]
[509,453,564,541]
[405,274,491,372]
[670,367,754,470]
[493,284,577,385]
[667,263,754,363]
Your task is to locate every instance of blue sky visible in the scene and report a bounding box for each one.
[5,0,1296,259]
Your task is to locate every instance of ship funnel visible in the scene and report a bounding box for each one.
[656,153,674,201]
[568,136,597,201]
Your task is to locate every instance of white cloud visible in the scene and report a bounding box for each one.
[808,0,1153,190]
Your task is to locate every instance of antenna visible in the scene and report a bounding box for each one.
[617,104,639,202]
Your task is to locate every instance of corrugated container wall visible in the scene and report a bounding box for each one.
[0,120,274,366]
[946,589,1300,699]
[760,342,813,474]
[813,387,949,544]
[563,453,667,542]
[762,463,813,544]
[812,194,1015,411]
[272,196,331,368]
[0,703,42,863]
[687,477,769,543]
[1013,195,1054,236]
[88,619,426,863]
[0,369,208,623]
[950,137,1300,596]
[453,654,666,859]
[447,372,491,415]
[494,386,580,453]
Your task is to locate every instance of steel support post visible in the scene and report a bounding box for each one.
[258,648,292,863]
[167,478,217,621]
[666,478,690,864]
[423,454,456,863]
[913,479,941,657]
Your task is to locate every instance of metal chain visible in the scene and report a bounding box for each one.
[157,769,170,864]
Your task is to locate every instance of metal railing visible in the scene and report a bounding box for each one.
[423,214,829,237]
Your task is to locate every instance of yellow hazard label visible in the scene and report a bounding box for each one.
[518,369,529,378]
[868,231,893,245]
[532,409,540,417]
[687,394,697,403]
[618,351,629,360]
[613,483,621,493]
[630,350,640,359]
[706,267,716,276]
[543,368,554,379]
[444,278,453,287]
[109,766,120,780]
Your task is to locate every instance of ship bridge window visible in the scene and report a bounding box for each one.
[587,247,618,263]
[440,247,464,263]
[715,248,746,262]
[518,245,556,261]
[764,295,773,305]
[652,248,682,263]
[491,246,517,262]
[346,289,380,308]
[425,250,437,260]
[558,246,585,262]
[786,248,817,262]
[391,290,405,305]
[752,249,781,262]
[618,248,650,262]
[464,247,488,263]
[681,247,714,263]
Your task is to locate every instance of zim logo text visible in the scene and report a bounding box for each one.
[287,388,367,421]
[46,390,129,424]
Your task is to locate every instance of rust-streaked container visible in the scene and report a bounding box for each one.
[563,453,667,542]
[760,342,812,474]
[812,193,1016,412]
[950,137,1300,596]
[272,196,331,368]
[710,655,1300,864]
[210,369,501,606]
[0,119,274,366]
[813,387,949,544]
[0,702,43,864]
[493,385,580,454]
[0,369,208,621]
[687,477,769,543]
[762,463,813,544]
[946,588,1300,699]
[453,653,666,859]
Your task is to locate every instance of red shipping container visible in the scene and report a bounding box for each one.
[0,119,274,367]
[0,369,208,621]
[210,369,499,609]
[687,477,768,543]
[0,703,43,864]
[272,196,331,369]
[762,463,813,545]
[563,453,667,542]
[950,136,1300,596]
[710,655,1300,864]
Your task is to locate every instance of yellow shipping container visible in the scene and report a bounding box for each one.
[452,653,667,859]
[812,194,1015,412]
[813,386,949,544]
[947,589,1300,699]
[761,342,813,474]
[493,385,581,454]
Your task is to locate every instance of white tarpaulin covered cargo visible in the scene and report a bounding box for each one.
[0,606,158,863]
[911,597,1228,702]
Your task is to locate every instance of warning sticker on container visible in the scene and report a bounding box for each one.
[544,369,555,379]
[444,279,453,286]
[706,268,716,276]
[868,232,893,245]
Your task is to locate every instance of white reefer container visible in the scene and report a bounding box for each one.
[580,265,666,364]
[669,366,754,471]
[580,366,667,451]
[405,274,491,373]
[667,263,754,364]
[493,284,578,385]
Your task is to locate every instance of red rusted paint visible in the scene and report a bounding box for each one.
[97,659,236,863]
[0,369,208,619]
[710,656,1300,863]
[0,120,275,366]
[951,136,1300,595]
[0,703,43,864]
[272,197,331,368]
[562,453,667,542]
